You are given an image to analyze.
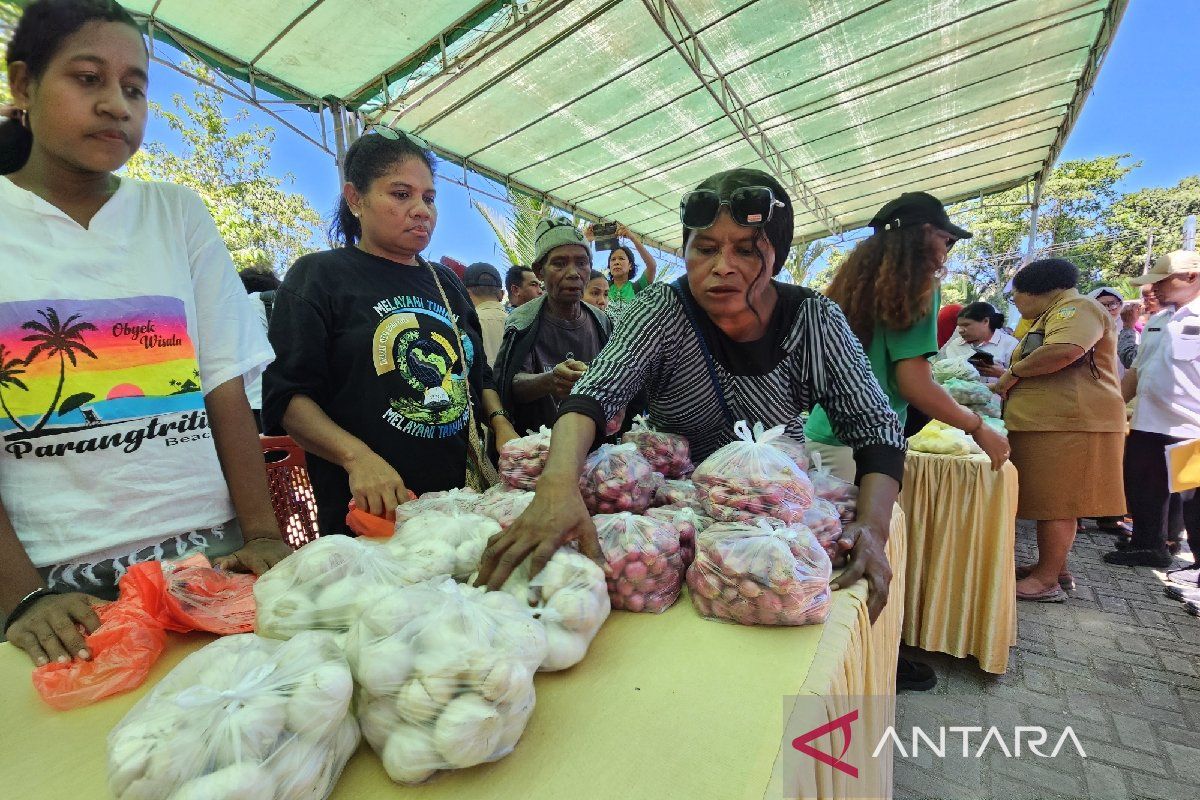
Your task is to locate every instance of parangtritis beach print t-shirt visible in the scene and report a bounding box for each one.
[0,177,273,567]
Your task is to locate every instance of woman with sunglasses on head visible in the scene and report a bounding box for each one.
[262,129,518,537]
[477,168,907,623]
[0,0,290,666]
[805,192,1010,481]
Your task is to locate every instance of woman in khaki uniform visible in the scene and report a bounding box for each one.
[994,259,1127,602]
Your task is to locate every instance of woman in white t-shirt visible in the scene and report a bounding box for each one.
[0,0,290,666]
[936,301,1019,383]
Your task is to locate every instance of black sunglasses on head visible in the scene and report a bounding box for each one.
[364,124,430,151]
[680,186,785,230]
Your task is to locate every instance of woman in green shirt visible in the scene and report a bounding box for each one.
[587,223,658,319]
[804,192,1009,477]
[803,192,1010,693]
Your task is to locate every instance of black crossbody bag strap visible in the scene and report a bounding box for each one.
[669,278,736,428]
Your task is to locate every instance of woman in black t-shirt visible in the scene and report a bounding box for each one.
[263,131,518,534]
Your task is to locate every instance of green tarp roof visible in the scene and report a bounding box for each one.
[121,0,1127,252]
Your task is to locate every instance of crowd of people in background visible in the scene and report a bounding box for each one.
[2,0,1199,687]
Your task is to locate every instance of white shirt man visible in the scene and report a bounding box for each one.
[1105,250,1200,571]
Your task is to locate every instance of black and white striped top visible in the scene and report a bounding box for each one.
[558,281,906,483]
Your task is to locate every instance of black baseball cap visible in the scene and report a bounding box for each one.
[868,192,973,240]
[464,262,502,289]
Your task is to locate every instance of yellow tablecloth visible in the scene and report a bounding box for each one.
[900,451,1018,674]
[0,512,905,800]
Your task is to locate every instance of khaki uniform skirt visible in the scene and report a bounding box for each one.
[1008,431,1126,520]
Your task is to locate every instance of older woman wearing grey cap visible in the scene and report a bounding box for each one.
[477,168,906,625]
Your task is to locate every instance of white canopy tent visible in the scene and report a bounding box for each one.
[117,0,1128,253]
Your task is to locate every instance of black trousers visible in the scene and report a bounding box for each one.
[1124,429,1200,555]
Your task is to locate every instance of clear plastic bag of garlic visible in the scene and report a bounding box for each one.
[645,505,713,566]
[686,519,833,626]
[386,509,502,581]
[692,421,815,524]
[394,488,482,524]
[483,548,611,671]
[594,512,685,613]
[473,485,537,528]
[107,631,358,800]
[344,578,547,785]
[254,535,428,640]
[498,426,553,491]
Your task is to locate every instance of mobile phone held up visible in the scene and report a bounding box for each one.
[968,348,995,366]
[593,221,620,252]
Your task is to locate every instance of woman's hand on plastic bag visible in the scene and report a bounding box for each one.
[829,521,892,623]
[8,592,105,665]
[345,447,410,518]
[213,537,292,576]
[476,474,602,591]
[970,423,1010,472]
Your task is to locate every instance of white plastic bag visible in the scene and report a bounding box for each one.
[621,416,693,478]
[254,535,428,639]
[387,510,502,582]
[692,421,815,523]
[686,519,832,626]
[645,505,713,566]
[594,513,684,614]
[499,426,553,491]
[579,442,658,515]
[473,486,536,529]
[395,488,482,524]
[932,356,980,383]
[107,631,358,800]
[651,479,702,510]
[489,549,610,671]
[344,578,546,785]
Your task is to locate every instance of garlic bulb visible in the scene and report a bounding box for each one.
[285,663,354,733]
[394,679,441,726]
[433,694,503,768]
[381,725,439,785]
[542,626,589,672]
[353,637,414,696]
[169,762,273,800]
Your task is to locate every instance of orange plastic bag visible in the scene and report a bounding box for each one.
[31,600,166,711]
[121,555,258,635]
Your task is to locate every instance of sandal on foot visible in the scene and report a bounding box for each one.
[1015,565,1075,592]
[1017,584,1067,603]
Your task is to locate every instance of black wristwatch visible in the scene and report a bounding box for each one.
[488,409,511,423]
[3,587,60,635]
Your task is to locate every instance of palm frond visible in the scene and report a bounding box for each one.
[471,200,523,267]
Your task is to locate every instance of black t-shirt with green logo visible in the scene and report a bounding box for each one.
[263,247,493,534]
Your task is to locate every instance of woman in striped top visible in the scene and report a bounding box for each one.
[477,168,906,621]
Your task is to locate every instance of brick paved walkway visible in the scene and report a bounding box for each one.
[894,520,1200,800]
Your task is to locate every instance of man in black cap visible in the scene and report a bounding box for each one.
[464,262,507,366]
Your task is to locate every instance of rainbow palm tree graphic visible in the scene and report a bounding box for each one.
[0,342,30,432]
[21,307,98,432]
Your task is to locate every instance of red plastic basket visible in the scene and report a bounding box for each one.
[261,435,319,549]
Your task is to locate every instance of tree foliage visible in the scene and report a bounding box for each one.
[1,1,21,105]
[472,189,549,267]
[123,62,321,272]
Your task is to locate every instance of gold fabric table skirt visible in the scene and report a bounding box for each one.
[0,511,905,800]
[900,451,1018,674]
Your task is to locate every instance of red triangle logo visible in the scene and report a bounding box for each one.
[791,709,859,778]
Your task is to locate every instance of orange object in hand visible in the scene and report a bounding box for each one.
[345,494,413,538]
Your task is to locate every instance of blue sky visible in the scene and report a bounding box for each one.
[142,0,1198,271]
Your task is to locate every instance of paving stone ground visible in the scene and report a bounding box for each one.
[894,520,1200,800]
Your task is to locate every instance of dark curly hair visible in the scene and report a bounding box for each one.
[1012,258,1079,295]
[825,225,940,344]
[331,131,436,246]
